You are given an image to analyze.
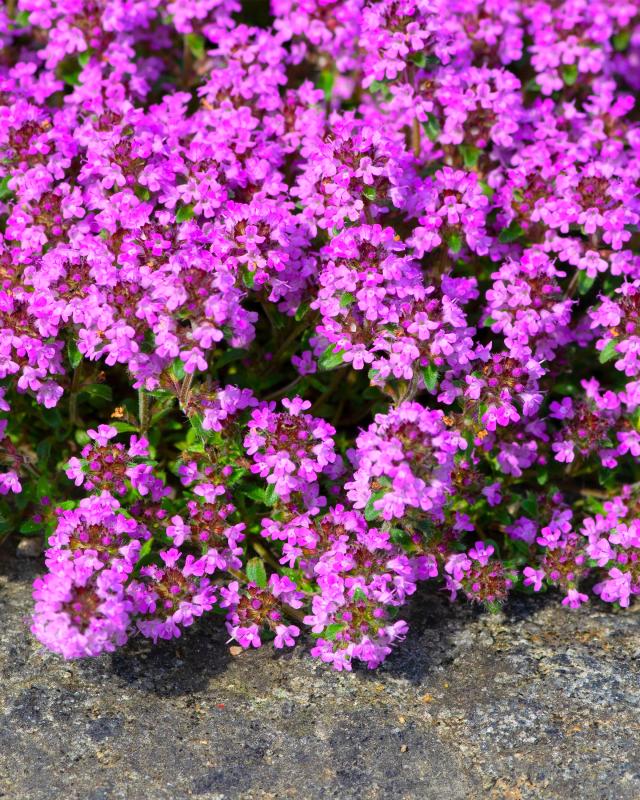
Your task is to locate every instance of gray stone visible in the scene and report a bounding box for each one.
[1,552,639,800]
[15,539,42,559]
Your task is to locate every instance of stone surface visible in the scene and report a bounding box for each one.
[1,551,639,800]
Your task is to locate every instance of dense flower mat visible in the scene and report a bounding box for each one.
[1,0,640,669]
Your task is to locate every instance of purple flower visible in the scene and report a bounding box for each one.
[561,589,589,609]
[523,567,545,592]
[87,425,118,447]
[11,0,640,670]
[32,558,132,659]
[274,624,300,648]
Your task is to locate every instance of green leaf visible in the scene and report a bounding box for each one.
[138,537,154,561]
[67,340,83,369]
[521,494,538,518]
[422,364,439,393]
[362,185,377,201]
[270,307,289,330]
[317,69,335,102]
[447,232,463,254]
[577,271,595,295]
[185,33,205,59]
[134,537,158,573]
[187,413,207,441]
[36,439,52,465]
[599,340,619,364]
[171,357,186,381]
[75,428,90,446]
[362,386,382,400]
[244,485,267,504]
[536,468,549,486]
[409,51,428,68]
[562,64,578,86]
[246,557,268,589]
[150,406,175,427]
[459,144,481,169]
[498,221,525,243]
[390,527,411,547]
[525,78,541,93]
[422,113,441,142]
[613,30,631,52]
[19,519,42,535]
[364,490,385,522]
[318,344,345,371]
[80,383,112,402]
[13,11,30,27]
[62,67,82,87]
[364,500,380,522]
[340,292,355,308]
[368,80,391,100]
[175,204,194,222]
[215,348,247,369]
[294,301,310,321]
[264,483,278,506]
[479,180,494,199]
[78,49,93,67]
[320,623,344,641]
[134,184,151,201]
[352,587,367,603]
[241,267,255,289]
[0,176,13,202]
[110,421,139,433]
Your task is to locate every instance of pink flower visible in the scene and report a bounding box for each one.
[561,589,589,609]
[87,425,118,447]
[523,567,545,592]
[274,624,300,648]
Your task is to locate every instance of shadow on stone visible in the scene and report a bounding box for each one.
[109,611,232,697]
[500,588,556,622]
[4,547,640,800]
[356,582,480,685]
[0,544,41,582]
[0,543,580,692]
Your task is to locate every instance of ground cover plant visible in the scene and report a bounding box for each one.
[1,0,640,669]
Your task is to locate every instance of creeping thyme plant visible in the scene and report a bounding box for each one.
[1,0,640,670]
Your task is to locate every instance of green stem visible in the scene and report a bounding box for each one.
[563,270,580,300]
[250,539,281,570]
[179,372,195,408]
[310,367,346,413]
[331,391,348,426]
[264,375,304,401]
[182,36,194,88]
[262,313,319,375]
[259,298,277,332]
[411,117,421,159]
[138,389,150,434]
[398,371,420,404]
[68,366,82,427]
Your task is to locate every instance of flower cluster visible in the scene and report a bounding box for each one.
[244,397,340,504]
[0,0,635,669]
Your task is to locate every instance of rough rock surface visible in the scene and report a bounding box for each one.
[1,552,639,800]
